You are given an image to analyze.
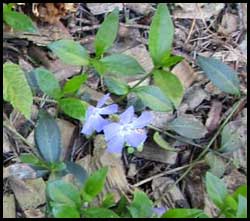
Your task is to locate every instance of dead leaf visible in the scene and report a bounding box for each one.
[87,3,123,15]
[218,13,238,35]
[24,208,45,218]
[149,111,175,130]
[3,128,12,153]
[3,194,16,218]
[125,3,153,15]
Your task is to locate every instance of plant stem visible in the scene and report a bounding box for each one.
[33,96,58,104]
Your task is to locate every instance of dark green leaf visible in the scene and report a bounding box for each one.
[58,98,88,121]
[100,54,145,76]
[127,190,153,218]
[232,185,247,200]
[153,70,184,108]
[168,115,208,139]
[219,123,243,153]
[82,208,119,218]
[196,55,240,95]
[205,152,226,178]
[95,8,119,57]
[35,110,61,163]
[34,67,62,99]
[81,167,108,202]
[52,204,80,218]
[19,153,48,168]
[47,180,81,207]
[48,39,90,66]
[236,195,247,218]
[101,193,116,208]
[153,132,178,151]
[104,76,129,95]
[133,86,173,112]
[205,172,228,209]
[3,62,33,119]
[63,74,87,95]
[3,8,36,32]
[113,195,131,217]
[162,208,207,218]
[148,3,174,66]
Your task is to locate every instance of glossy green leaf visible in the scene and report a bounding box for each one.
[205,152,225,178]
[104,76,129,95]
[101,193,116,208]
[168,115,208,139]
[127,190,153,218]
[48,39,90,66]
[3,7,36,32]
[100,54,145,76]
[3,62,33,119]
[219,123,243,153]
[196,55,240,95]
[82,208,119,218]
[47,180,81,207]
[236,195,247,218]
[63,74,87,95]
[95,8,119,57]
[232,185,247,200]
[58,98,88,121]
[133,86,173,112]
[19,153,48,168]
[149,3,174,66]
[34,67,62,99]
[153,132,178,151]
[35,110,61,163]
[205,172,228,209]
[81,167,108,202]
[162,209,207,218]
[153,70,184,108]
[52,204,80,218]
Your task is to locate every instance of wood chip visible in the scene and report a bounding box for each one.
[87,3,123,15]
[3,194,16,218]
[205,101,222,133]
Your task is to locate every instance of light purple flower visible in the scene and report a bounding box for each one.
[81,93,118,136]
[152,207,167,217]
[103,106,152,153]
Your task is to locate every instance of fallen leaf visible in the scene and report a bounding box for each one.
[87,3,123,15]
[205,101,222,133]
[3,194,16,218]
[125,3,153,15]
[218,13,238,35]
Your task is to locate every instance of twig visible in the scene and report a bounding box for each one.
[185,19,196,44]
[33,96,58,104]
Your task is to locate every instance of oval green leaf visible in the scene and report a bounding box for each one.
[168,115,208,139]
[35,110,61,163]
[34,67,62,99]
[58,98,88,121]
[133,86,173,112]
[236,195,247,218]
[19,153,48,168]
[3,62,33,119]
[153,70,184,108]
[162,209,207,218]
[196,55,240,95]
[153,132,178,151]
[63,74,87,95]
[100,54,145,76]
[52,204,80,218]
[95,8,119,57]
[149,3,174,66]
[104,76,129,95]
[48,39,90,66]
[82,208,119,218]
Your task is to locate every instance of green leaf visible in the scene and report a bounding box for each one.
[101,193,116,208]
[161,54,184,68]
[3,8,37,32]
[19,153,48,168]
[63,74,87,95]
[205,172,228,209]
[196,55,240,95]
[81,167,108,202]
[35,110,61,163]
[232,185,247,200]
[3,62,33,119]
[100,54,145,76]
[82,208,120,218]
[113,195,131,217]
[153,70,184,108]
[58,98,88,121]
[224,195,238,212]
[48,39,90,66]
[52,204,80,218]
[47,180,81,208]
[49,162,66,172]
[219,123,243,153]
[162,209,207,218]
[34,67,62,99]
[148,3,174,66]
[127,190,153,218]
[91,58,107,75]
[104,76,129,95]
[95,8,119,57]
[153,132,178,151]
[236,195,247,218]
[133,86,173,112]
[205,152,226,178]
[168,115,208,139]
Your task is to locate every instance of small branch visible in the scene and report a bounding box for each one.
[33,96,58,104]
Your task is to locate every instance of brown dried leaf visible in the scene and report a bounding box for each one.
[205,101,222,133]
[218,13,238,35]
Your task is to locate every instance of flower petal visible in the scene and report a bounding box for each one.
[103,123,122,141]
[100,104,118,115]
[86,106,95,119]
[153,207,167,217]
[125,130,147,147]
[132,111,152,128]
[81,119,94,136]
[107,136,125,154]
[92,115,109,132]
[96,93,110,108]
[120,106,134,124]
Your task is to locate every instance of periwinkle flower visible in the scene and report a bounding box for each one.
[152,207,167,217]
[81,93,118,136]
[103,106,152,154]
